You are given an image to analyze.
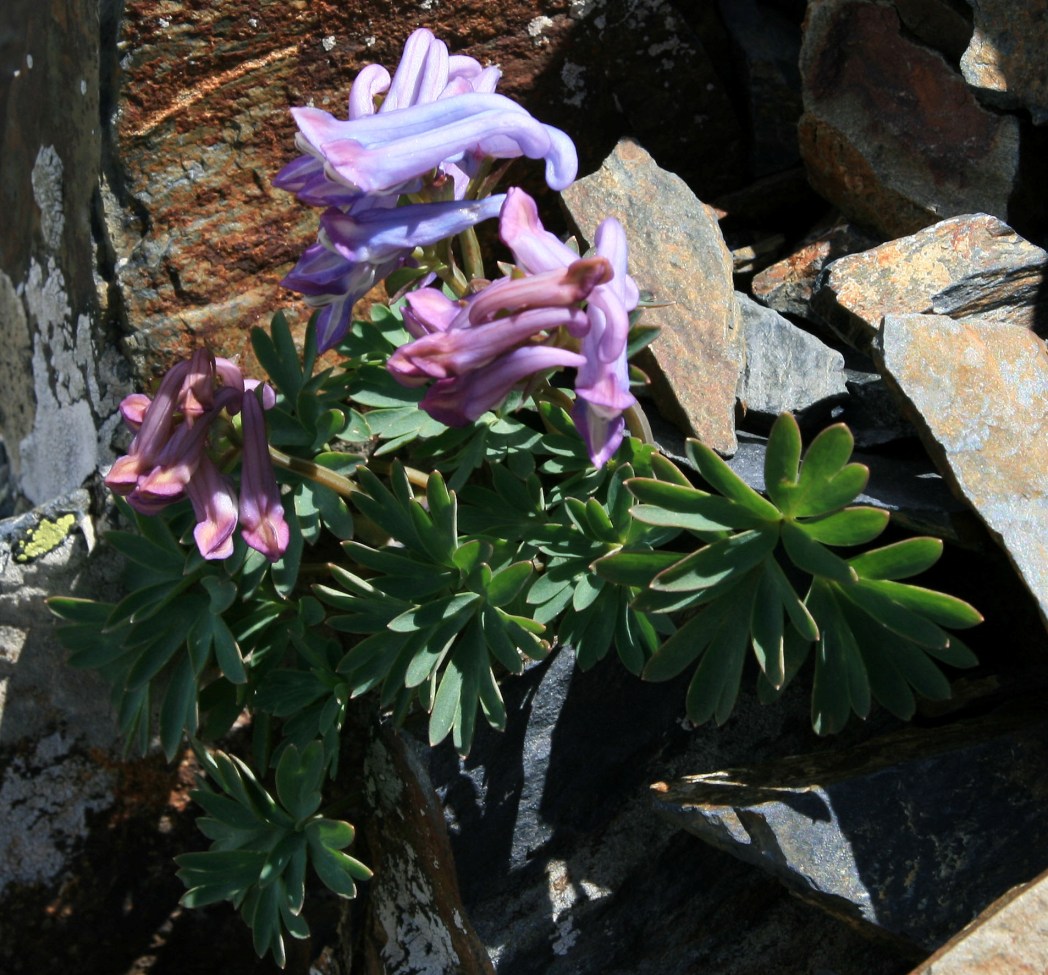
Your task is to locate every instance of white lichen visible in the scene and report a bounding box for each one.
[322,35,336,52]
[527,15,555,46]
[31,146,64,251]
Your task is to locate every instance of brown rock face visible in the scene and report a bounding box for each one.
[875,314,1048,630]
[109,1,614,379]
[798,0,1020,239]
[562,139,744,456]
[811,213,1048,350]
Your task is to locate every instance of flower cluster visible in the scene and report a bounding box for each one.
[275,28,577,352]
[106,350,289,562]
[387,189,639,466]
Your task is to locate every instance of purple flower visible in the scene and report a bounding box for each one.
[107,352,289,562]
[421,345,587,426]
[238,388,290,562]
[388,259,609,385]
[274,29,578,352]
[500,188,640,466]
[289,94,577,196]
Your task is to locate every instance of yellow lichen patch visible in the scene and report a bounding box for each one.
[14,513,77,562]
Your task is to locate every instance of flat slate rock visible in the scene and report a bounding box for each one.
[812,213,1048,350]
[875,313,1048,628]
[736,291,846,417]
[652,702,1048,952]
[562,138,744,456]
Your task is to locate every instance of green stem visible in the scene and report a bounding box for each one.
[269,446,358,497]
[458,225,485,283]
[623,402,654,444]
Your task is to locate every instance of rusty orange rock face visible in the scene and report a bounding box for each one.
[812,214,1048,350]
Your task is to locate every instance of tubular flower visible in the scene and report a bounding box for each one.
[106,352,289,562]
[500,188,640,466]
[274,28,578,352]
[388,257,611,431]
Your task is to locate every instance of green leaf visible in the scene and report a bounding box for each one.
[861,579,982,630]
[252,312,303,401]
[47,597,114,624]
[159,653,197,761]
[751,568,786,689]
[848,537,944,580]
[683,575,760,725]
[797,506,890,547]
[652,527,779,593]
[685,441,782,521]
[275,742,325,822]
[780,521,857,584]
[486,561,533,607]
[592,548,681,587]
[764,413,802,510]
[841,581,951,650]
[388,592,480,634]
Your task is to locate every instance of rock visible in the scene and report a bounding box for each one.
[837,371,919,449]
[811,214,1048,351]
[908,865,1048,975]
[593,0,749,198]
[355,721,495,975]
[874,313,1048,629]
[716,0,804,178]
[751,219,880,320]
[960,0,1048,123]
[0,491,117,748]
[894,0,974,63]
[424,649,914,975]
[562,139,744,456]
[653,703,1048,951]
[798,0,1020,239]
[1,0,129,505]
[736,292,848,418]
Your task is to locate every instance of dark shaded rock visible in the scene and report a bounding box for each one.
[594,0,749,199]
[562,139,744,456]
[874,313,1048,629]
[653,702,1048,951]
[736,292,847,418]
[751,218,880,319]
[811,213,1048,350]
[1,0,128,504]
[837,371,919,448]
[960,0,1048,123]
[909,866,1048,975]
[716,0,804,178]
[799,0,1019,239]
[895,0,974,64]
[424,648,914,975]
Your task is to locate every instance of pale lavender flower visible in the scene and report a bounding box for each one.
[188,456,239,560]
[388,258,609,386]
[274,29,578,352]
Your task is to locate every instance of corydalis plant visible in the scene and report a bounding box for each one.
[46,27,983,971]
